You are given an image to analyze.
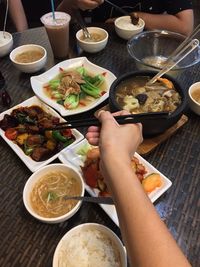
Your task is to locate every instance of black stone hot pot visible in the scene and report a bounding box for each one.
[109,71,187,137]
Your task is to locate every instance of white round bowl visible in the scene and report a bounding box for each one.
[23,163,85,224]
[9,44,47,73]
[0,31,13,57]
[188,82,200,115]
[53,223,127,267]
[115,16,145,40]
[76,27,108,53]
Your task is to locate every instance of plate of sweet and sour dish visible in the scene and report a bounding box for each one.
[0,96,83,172]
[58,139,172,226]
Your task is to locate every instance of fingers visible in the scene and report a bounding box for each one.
[112,110,130,116]
[96,0,104,4]
[98,111,118,131]
[86,126,100,146]
[87,125,99,133]
[97,110,130,127]
[86,131,100,146]
[78,0,103,10]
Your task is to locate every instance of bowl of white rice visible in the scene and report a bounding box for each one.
[53,223,127,267]
[115,16,145,40]
[0,31,13,57]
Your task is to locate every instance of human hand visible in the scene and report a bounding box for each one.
[70,0,104,10]
[86,110,143,159]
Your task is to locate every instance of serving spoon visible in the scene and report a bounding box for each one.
[146,38,199,87]
[63,195,114,205]
[74,9,91,40]
[105,0,139,25]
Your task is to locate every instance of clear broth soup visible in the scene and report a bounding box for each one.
[191,89,200,104]
[15,49,44,63]
[115,76,181,113]
[80,32,106,42]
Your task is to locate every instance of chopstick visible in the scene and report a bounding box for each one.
[162,24,200,67]
[74,9,91,39]
[63,195,114,205]
[104,0,139,24]
[44,112,169,131]
[104,0,129,16]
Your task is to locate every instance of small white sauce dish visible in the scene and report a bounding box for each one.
[53,223,127,267]
[115,16,145,40]
[23,163,85,224]
[10,44,47,73]
[0,31,13,57]
[76,27,108,53]
[188,81,200,115]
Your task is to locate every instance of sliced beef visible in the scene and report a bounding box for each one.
[31,147,50,161]
[26,135,44,146]
[0,114,19,130]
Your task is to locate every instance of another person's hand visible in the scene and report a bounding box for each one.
[86,110,143,159]
[63,0,104,11]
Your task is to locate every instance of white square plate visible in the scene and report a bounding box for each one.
[0,96,84,172]
[58,139,172,226]
[30,57,116,116]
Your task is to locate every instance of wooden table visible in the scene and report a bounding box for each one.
[0,25,199,267]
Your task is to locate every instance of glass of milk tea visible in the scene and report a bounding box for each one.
[41,12,71,59]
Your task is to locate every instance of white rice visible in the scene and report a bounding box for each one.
[0,35,10,46]
[58,228,122,267]
[116,17,140,30]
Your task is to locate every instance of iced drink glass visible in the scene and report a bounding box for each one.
[41,12,71,59]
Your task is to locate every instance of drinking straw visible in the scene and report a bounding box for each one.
[3,0,9,38]
[50,0,56,21]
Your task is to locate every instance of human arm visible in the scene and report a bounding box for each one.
[136,9,194,36]
[8,0,28,32]
[86,110,191,267]
[57,0,103,15]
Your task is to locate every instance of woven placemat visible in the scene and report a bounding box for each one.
[95,106,188,155]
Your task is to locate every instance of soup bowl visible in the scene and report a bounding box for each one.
[10,44,47,73]
[76,27,108,53]
[188,82,200,115]
[53,223,127,267]
[23,163,85,223]
[0,31,13,57]
[109,71,187,136]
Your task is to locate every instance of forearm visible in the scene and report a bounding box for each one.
[57,0,75,16]
[57,0,102,15]
[8,0,28,32]
[137,10,193,36]
[103,154,191,267]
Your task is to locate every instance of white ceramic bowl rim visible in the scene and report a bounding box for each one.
[10,44,47,65]
[115,16,145,32]
[189,82,200,106]
[0,31,13,47]
[23,163,85,222]
[53,223,127,267]
[76,27,108,44]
